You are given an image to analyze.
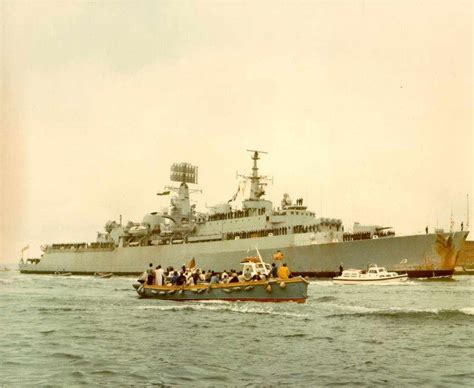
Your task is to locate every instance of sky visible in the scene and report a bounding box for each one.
[1,0,472,262]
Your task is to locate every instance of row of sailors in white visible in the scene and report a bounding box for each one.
[142,263,269,286]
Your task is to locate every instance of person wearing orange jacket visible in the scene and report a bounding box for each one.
[277,263,291,280]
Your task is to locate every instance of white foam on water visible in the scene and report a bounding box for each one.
[138,303,309,319]
[385,306,440,314]
[459,307,474,315]
[332,304,378,313]
[329,304,474,317]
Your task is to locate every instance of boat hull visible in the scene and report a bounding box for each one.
[134,277,309,303]
[19,231,469,278]
[333,274,408,285]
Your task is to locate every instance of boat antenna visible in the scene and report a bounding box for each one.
[255,246,265,265]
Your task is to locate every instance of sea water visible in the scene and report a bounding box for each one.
[1,271,472,386]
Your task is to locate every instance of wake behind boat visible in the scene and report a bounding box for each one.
[333,264,408,284]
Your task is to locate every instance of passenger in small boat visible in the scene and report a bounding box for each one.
[205,270,212,282]
[277,263,291,280]
[221,272,229,283]
[186,274,195,286]
[146,263,155,285]
[170,271,179,285]
[199,270,206,283]
[210,271,219,284]
[339,264,344,276]
[192,271,201,285]
[252,274,262,281]
[155,265,164,286]
[229,272,239,283]
[237,271,246,282]
[270,263,278,278]
[176,272,187,286]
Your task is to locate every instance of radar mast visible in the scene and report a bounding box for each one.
[165,163,200,218]
[239,150,270,201]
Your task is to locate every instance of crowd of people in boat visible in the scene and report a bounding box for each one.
[139,262,292,287]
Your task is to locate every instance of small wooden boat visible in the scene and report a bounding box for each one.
[133,249,309,302]
[333,264,408,284]
[133,277,309,303]
[54,271,72,277]
[94,272,113,279]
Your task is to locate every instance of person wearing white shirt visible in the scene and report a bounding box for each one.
[155,265,164,286]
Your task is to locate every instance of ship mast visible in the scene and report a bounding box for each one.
[165,162,200,218]
[240,149,270,201]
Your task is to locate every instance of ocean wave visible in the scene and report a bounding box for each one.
[50,352,84,360]
[138,303,310,319]
[38,307,88,313]
[282,333,307,338]
[90,370,118,376]
[327,306,474,318]
[315,296,338,303]
[39,329,56,335]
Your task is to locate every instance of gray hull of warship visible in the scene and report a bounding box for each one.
[20,231,469,277]
[19,151,469,278]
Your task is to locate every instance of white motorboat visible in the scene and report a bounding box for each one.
[333,264,408,284]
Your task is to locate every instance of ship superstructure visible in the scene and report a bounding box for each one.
[20,151,469,277]
[98,151,342,248]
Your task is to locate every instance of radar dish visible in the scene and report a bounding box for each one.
[170,162,198,184]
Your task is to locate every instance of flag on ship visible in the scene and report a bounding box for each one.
[21,245,29,252]
[157,191,171,196]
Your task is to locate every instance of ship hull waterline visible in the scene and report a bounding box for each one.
[19,231,469,279]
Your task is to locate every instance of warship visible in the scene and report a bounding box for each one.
[19,150,469,277]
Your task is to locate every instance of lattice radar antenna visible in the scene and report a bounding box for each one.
[170,162,198,184]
